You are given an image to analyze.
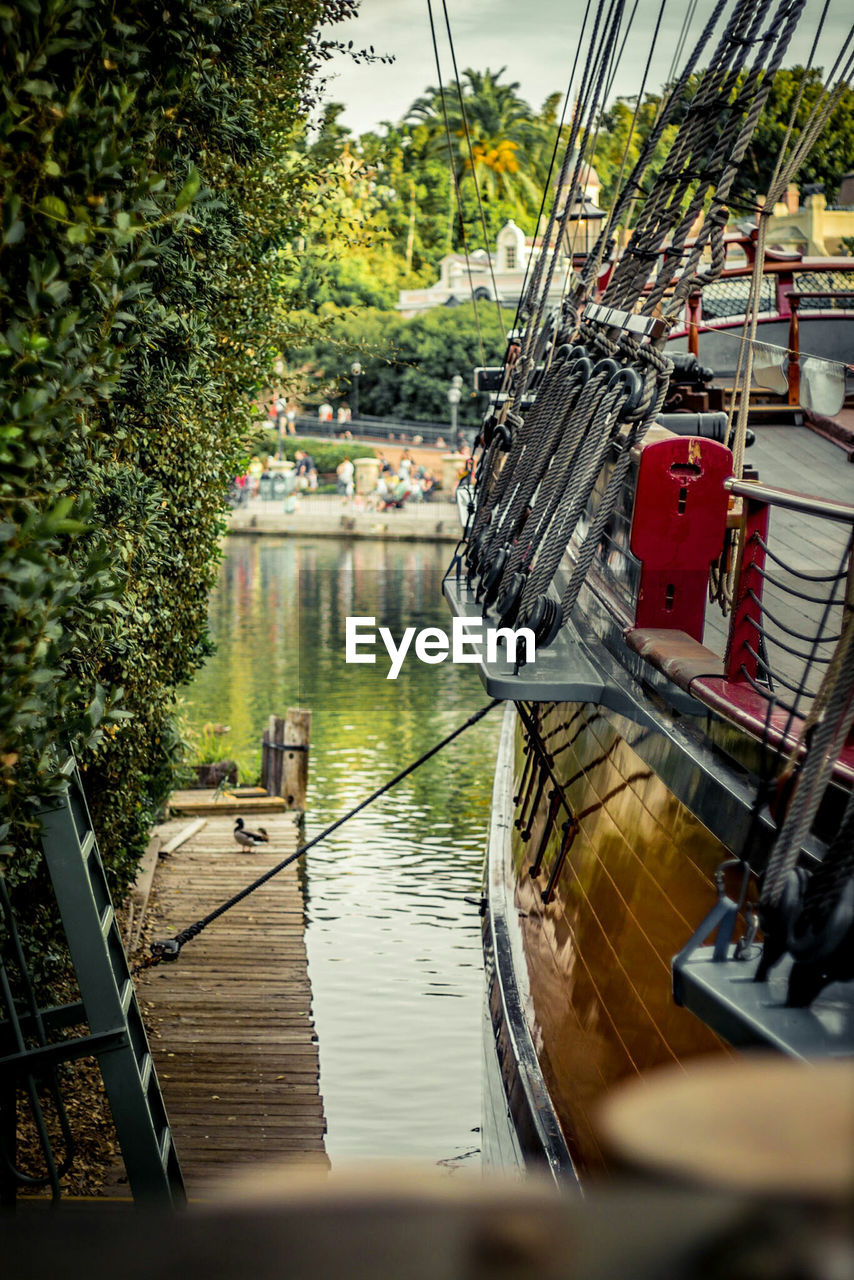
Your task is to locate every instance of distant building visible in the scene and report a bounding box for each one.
[398,162,606,318]
[763,182,854,256]
[397,222,563,317]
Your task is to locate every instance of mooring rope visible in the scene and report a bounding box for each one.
[134,700,502,972]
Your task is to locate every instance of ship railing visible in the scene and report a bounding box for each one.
[723,477,854,717]
[676,266,854,360]
[783,289,854,407]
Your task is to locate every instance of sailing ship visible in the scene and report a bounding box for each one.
[447,0,854,1181]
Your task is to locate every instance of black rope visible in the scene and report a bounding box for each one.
[141,700,502,968]
[440,0,504,336]
[508,0,593,339]
[745,618,835,666]
[743,645,815,697]
[757,572,846,606]
[756,536,849,584]
[746,589,843,647]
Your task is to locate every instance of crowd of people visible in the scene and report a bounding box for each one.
[365,450,438,509]
[234,393,474,513]
[231,445,449,513]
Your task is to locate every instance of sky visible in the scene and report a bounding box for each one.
[317,0,853,138]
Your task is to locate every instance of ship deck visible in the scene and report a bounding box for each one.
[702,422,853,662]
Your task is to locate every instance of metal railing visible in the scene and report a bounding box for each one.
[725,479,854,714]
[271,414,461,447]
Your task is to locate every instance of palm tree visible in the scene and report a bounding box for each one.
[407,67,543,210]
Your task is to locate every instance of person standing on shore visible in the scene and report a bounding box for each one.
[337,456,354,502]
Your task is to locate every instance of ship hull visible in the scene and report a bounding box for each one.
[483,699,737,1180]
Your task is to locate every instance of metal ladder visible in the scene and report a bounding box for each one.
[0,756,185,1206]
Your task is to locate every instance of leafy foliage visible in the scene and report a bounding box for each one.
[0,1,358,935]
[407,67,545,215]
[735,68,854,206]
[291,304,507,428]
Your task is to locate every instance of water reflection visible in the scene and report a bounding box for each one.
[187,537,498,1165]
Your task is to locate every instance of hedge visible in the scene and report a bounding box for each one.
[267,435,378,473]
[0,0,356,982]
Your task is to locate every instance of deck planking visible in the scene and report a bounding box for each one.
[123,810,328,1197]
[703,423,853,691]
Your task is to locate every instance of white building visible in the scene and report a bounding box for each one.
[398,164,605,318]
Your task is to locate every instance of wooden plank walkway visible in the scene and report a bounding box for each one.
[121,809,327,1197]
[703,424,853,694]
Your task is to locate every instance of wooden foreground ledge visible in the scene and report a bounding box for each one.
[168,788,287,816]
[10,1173,848,1280]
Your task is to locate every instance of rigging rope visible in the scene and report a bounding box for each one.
[440,0,505,336]
[728,16,854,484]
[135,700,502,972]
[425,0,486,368]
[510,0,615,395]
[508,0,594,342]
[465,0,824,628]
[577,0,669,295]
[760,602,854,908]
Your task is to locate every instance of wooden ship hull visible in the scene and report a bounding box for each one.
[481,701,728,1179]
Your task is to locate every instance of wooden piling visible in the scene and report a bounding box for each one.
[262,708,311,811]
[263,714,286,799]
[283,707,311,812]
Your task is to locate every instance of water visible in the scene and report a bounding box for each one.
[186,536,498,1167]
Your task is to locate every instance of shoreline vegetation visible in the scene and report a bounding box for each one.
[1,0,366,1198]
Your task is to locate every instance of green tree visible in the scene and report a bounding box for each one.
[406,67,546,233]
[738,67,854,203]
[288,302,508,427]
[592,94,679,222]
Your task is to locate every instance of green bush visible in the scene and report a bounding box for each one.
[279,435,377,473]
[0,2,357,960]
[286,302,509,428]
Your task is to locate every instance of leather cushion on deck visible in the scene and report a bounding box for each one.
[625,628,724,692]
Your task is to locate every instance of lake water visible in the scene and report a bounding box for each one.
[186,536,499,1168]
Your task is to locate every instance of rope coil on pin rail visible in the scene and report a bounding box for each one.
[134,700,501,973]
[477,362,590,575]
[483,359,618,604]
[478,330,663,632]
[468,352,590,574]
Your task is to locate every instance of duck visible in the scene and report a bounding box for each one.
[233,817,269,850]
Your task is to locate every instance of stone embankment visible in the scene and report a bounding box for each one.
[229,495,462,543]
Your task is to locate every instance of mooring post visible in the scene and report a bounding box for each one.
[283,707,311,811]
[267,714,286,798]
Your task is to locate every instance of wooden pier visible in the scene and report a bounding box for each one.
[121,808,328,1197]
